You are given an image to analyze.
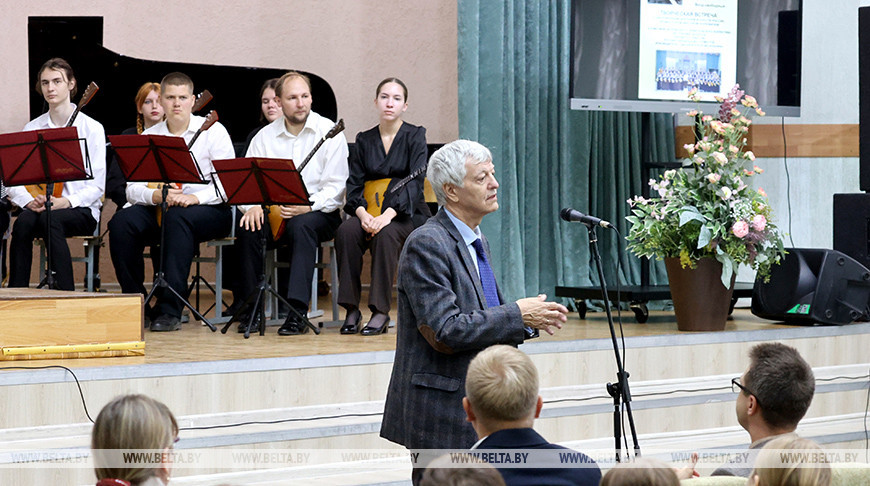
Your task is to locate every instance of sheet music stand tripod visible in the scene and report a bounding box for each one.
[0,127,91,289]
[212,157,319,338]
[109,133,217,331]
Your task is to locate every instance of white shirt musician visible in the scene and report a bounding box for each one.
[229,71,348,336]
[7,58,106,291]
[107,72,235,332]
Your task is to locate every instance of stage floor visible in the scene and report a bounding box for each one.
[10,290,801,370]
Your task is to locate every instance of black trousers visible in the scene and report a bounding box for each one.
[234,210,340,311]
[9,207,96,291]
[335,215,413,314]
[109,204,232,318]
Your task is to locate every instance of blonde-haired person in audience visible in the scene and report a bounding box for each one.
[421,453,506,486]
[747,436,831,486]
[91,394,178,486]
[463,345,600,485]
[600,457,680,486]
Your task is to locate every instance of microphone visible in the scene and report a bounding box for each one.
[560,208,612,228]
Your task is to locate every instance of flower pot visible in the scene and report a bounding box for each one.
[665,257,736,332]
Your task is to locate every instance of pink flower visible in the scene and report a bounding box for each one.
[687,110,698,117]
[758,187,767,197]
[684,143,696,154]
[751,214,767,231]
[732,220,749,238]
[707,173,721,183]
[702,115,713,123]
[753,165,763,174]
[746,151,756,161]
[741,95,758,108]
[712,152,728,164]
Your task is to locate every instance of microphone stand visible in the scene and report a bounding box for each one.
[586,224,640,462]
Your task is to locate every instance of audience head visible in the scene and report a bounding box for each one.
[275,71,312,128]
[737,343,814,435]
[134,82,163,133]
[463,345,540,435]
[258,78,281,124]
[35,57,77,103]
[749,436,831,486]
[375,77,409,123]
[427,139,495,208]
[91,394,178,486]
[420,454,506,486]
[599,457,680,486]
[159,72,195,128]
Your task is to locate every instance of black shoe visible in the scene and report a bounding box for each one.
[278,314,309,336]
[237,313,262,334]
[360,312,390,336]
[340,308,362,335]
[151,314,181,332]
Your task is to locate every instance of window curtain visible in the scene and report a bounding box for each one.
[457,0,674,301]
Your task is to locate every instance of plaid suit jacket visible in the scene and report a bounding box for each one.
[380,209,526,451]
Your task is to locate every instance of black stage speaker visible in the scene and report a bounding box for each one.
[833,193,870,269]
[751,248,870,325]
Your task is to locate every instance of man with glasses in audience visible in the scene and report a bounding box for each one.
[712,342,815,477]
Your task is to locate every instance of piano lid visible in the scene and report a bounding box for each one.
[27,16,338,144]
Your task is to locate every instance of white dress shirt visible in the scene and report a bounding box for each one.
[242,111,348,213]
[444,207,483,278]
[7,106,106,222]
[125,114,235,206]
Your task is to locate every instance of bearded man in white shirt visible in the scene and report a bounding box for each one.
[231,71,349,336]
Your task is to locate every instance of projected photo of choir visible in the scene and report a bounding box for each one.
[654,50,721,93]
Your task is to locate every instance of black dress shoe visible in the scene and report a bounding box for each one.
[150,314,181,332]
[237,313,262,333]
[340,309,362,335]
[360,312,390,336]
[277,314,309,336]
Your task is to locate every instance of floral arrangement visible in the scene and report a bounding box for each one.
[626,85,786,287]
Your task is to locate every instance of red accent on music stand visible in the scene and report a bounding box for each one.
[0,127,91,289]
[0,127,90,185]
[108,134,206,184]
[107,133,217,331]
[211,157,317,337]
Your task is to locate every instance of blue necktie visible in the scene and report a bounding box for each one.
[472,238,539,338]
[471,239,501,308]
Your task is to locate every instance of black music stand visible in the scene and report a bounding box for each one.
[211,157,318,338]
[0,127,91,289]
[108,133,217,331]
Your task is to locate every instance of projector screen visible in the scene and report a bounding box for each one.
[570,0,801,116]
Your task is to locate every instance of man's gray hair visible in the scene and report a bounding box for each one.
[427,140,492,206]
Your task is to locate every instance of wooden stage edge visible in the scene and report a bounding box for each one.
[0,286,867,383]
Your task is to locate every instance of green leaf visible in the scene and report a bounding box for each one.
[697,225,712,249]
[679,206,706,226]
[716,253,734,288]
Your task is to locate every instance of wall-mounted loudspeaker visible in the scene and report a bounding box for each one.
[751,248,870,325]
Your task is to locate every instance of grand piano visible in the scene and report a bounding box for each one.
[27,16,339,151]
